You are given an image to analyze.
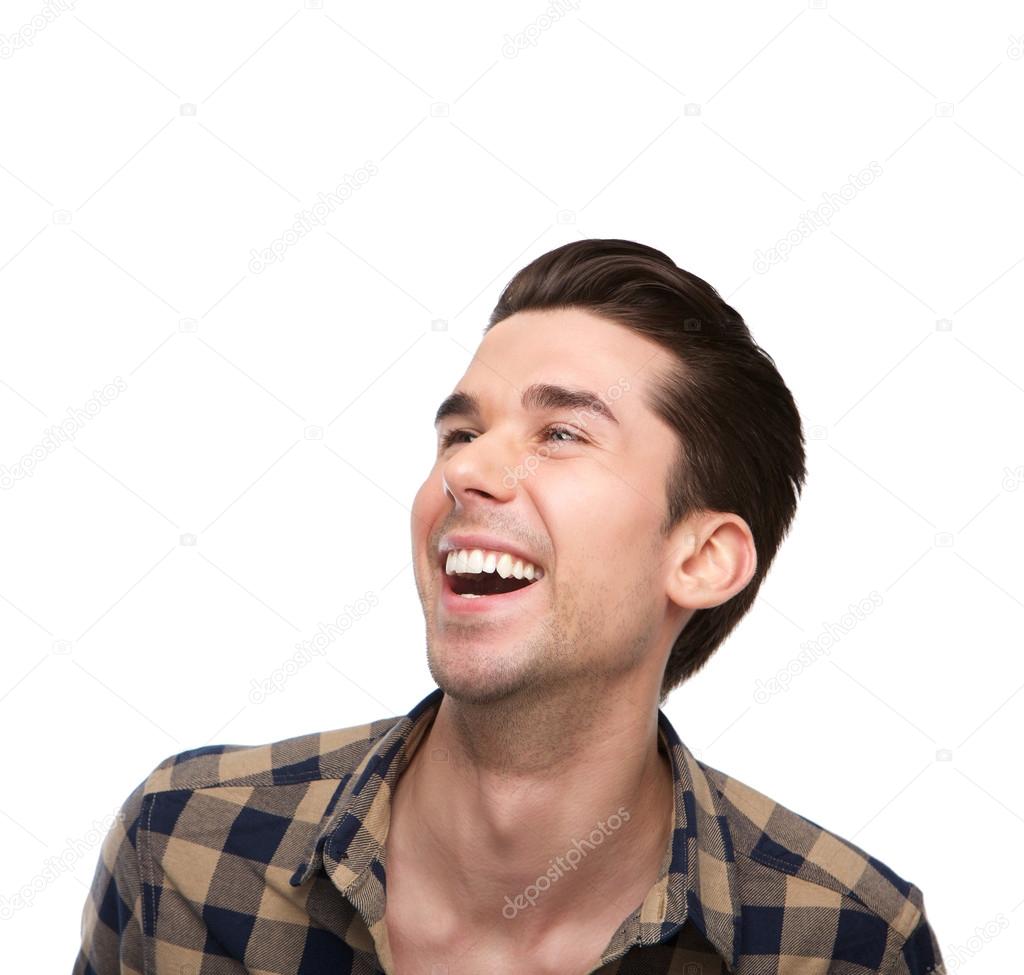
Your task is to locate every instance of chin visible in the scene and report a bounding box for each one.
[425,644,529,706]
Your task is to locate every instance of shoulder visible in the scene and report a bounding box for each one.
[699,761,944,972]
[76,711,406,970]
[111,710,404,840]
[140,711,400,795]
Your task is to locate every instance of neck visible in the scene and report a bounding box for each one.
[386,674,676,949]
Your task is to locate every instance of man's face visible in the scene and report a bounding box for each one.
[410,307,686,704]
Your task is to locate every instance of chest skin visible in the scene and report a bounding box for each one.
[379,829,674,975]
[383,902,614,975]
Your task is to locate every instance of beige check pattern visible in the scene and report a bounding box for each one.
[74,687,945,974]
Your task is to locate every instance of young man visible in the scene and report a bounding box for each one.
[74,240,945,974]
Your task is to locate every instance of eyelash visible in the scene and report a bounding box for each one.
[439,424,588,450]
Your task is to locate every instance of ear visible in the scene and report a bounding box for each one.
[664,512,758,611]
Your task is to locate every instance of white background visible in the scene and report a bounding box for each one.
[1,0,1022,970]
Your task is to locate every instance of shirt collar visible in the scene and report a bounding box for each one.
[289,687,743,970]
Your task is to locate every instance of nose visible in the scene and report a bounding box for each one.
[440,432,519,507]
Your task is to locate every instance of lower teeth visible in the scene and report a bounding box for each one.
[459,593,482,599]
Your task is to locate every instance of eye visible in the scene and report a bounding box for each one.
[438,429,474,449]
[439,424,588,450]
[544,424,586,444]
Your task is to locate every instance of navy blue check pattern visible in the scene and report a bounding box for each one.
[73,687,945,973]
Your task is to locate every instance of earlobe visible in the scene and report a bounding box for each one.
[665,513,757,611]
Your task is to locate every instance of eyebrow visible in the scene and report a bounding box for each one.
[434,383,620,429]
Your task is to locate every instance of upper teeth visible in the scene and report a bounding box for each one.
[444,548,544,581]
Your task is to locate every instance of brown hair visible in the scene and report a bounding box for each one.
[485,239,807,703]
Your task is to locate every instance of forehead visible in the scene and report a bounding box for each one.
[463,307,672,411]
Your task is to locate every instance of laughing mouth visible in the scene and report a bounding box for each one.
[440,548,544,599]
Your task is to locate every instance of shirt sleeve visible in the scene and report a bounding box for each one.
[888,883,946,974]
[71,778,149,975]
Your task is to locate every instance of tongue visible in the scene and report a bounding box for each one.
[451,572,534,596]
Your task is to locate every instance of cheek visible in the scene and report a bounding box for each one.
[544,472,635,539]
[411,471,444,535]
[552,459,633,509]
[533,472,636,563]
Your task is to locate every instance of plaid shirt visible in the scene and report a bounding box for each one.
[74,687,945,974]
